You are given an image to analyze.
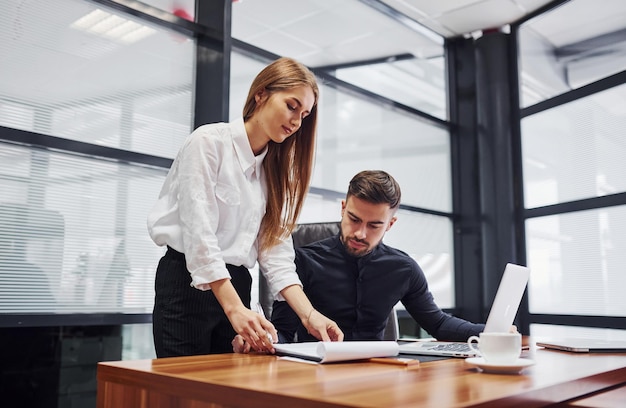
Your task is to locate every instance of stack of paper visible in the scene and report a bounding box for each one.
[273,341,399,363]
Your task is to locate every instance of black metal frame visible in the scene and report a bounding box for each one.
[446,36,483,324]
[521,70,626,118]
[0,126,173,169]
[0,313,151,328]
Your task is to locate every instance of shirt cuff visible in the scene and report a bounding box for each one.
[189,266,231,290]
[269,272,303,300]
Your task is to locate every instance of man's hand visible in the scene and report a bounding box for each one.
[303,309,344,342]
[232,334,251,353]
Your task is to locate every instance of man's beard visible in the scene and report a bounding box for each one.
[340,234,371,257]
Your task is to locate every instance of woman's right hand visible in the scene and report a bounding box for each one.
[210,278,277,353]
[226,305,278,353]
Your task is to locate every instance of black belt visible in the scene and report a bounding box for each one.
[166,246,245,272]
[166,246,185,260]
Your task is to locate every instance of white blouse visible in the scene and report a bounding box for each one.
[147,118,301,298]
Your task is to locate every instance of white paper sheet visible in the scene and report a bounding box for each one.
[273,341,399,363]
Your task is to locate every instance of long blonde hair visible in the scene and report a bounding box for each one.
[242,57,319,253]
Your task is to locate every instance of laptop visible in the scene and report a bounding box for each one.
[398,263,530,358]
[536,338,626,353]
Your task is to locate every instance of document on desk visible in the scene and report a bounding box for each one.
[273,341,399,363]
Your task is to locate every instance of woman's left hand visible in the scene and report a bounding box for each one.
[303,309,344,342]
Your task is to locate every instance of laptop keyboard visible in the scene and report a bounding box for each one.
[427,343,471,352]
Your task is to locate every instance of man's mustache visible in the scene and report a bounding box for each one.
[349,236,368,246]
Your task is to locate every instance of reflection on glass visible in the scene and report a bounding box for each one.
[518,0,626,107]
[315,87,451,212]
[521,84,626,208]
[0,142,166,313]
[298,192,343,224]
[229,53,269,121]
[333,56,447,119]
[122,324,156,360]
[0,0,194,158]
[526,206,626,317]
[134,0,195,21]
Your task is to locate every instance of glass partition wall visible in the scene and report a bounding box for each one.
[1,0,454,361]
[517,0,626,340]
[0,0,193,318]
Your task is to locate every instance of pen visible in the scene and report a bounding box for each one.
[369,357,420,368]
[253,302,274,343]
[253,302,266,317]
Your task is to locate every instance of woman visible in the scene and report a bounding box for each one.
[147,57,343,357]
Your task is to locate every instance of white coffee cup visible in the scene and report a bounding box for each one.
[467,332,521,364]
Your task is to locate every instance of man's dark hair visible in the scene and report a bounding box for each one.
[347,170,401,210]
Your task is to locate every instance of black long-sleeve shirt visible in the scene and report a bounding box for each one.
[271,234,484,342]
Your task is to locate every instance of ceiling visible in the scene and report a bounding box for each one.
[1,0,625,124]
[132,0,626,63]
[230,0,626,65]
[378,0,555,38]
[229,0,626,109]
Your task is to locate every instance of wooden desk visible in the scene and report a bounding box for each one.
[97,347,626,408]
[567,385,626,408]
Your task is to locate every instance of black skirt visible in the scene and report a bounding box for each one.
[152,247,251,357]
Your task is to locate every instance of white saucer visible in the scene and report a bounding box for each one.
[465,357,535,374]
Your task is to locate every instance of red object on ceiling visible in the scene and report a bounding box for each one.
[172,7,192,22]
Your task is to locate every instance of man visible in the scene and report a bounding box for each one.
[234,170,483,352]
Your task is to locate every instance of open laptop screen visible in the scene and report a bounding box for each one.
[484,263,530,332]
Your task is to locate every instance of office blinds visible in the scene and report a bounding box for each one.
[0,0,195,316]
[0,142,167,313]
[521,84,626,318]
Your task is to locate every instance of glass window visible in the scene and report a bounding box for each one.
[314,87,451,212]
[230,52,452,212]
[521,84,626,208]
[139,0,195,21]
[0,0,194,158]
[122,323,156,360]
[0,142,166,314]
[232,0,447,119]
[333,56,447,119]
[228,53,267,121]
[298,193,343,225]
[518,0,626,107]
[384,210,454,308]
[526,206,626,317]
